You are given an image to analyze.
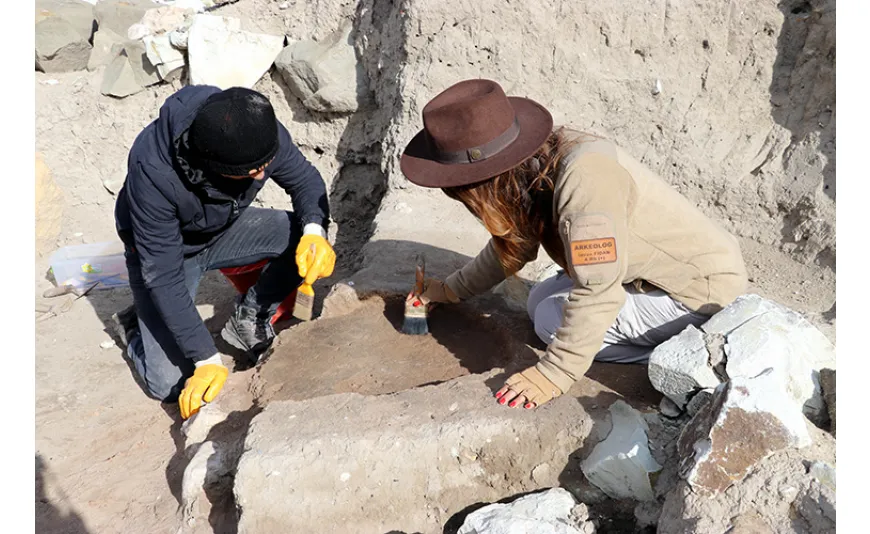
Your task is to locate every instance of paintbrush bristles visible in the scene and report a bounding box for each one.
[293,284,315,322]
[402,299,429,335]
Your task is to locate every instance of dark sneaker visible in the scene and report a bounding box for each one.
[111,305,139,348]
[220,303,275,358]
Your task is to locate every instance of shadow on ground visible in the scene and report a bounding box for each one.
[36,455,91,534]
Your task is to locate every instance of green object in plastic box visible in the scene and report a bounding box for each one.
[48,241,129,291]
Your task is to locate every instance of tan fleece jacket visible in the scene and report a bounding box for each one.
[445,131,748,394]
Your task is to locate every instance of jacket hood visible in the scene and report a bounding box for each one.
[153,85,222,186]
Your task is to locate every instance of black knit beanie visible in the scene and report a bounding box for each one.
[188,87,280,176]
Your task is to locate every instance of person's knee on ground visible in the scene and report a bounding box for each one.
[125,326,191,403]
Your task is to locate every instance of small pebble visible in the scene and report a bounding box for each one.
[340,472,351,482]
[448,402,458,412]
[100,340,116,350]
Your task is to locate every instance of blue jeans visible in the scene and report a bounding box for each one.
[125,208,303,401]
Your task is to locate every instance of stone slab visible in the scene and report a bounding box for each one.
[234,372,595,534]
[187,14,284,89]
[677,369,811,496]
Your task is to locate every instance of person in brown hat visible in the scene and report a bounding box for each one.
[400,79,748,410]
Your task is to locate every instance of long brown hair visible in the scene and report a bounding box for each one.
[443,127,578,276]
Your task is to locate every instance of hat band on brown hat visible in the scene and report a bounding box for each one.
[429,118,520,165]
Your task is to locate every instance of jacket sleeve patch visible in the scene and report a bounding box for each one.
[562,213,621,287]
[570,237,617,266]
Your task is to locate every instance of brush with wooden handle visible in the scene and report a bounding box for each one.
[402,254,429,335]
[293,243,317,322]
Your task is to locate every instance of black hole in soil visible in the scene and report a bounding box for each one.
[702,39,710,49]
[791,2,811,15]
[314,147,324,155]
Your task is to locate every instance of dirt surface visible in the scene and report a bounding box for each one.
[35,274,663,534]
[255,295,662,409]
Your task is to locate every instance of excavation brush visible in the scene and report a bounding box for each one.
[402,255,429,335]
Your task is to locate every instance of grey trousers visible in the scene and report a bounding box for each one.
[527,271,709,363]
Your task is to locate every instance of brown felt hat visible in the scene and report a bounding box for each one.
[400,79,554,188]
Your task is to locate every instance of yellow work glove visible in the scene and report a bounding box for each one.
[296,234,336,286]
[496,366,563,409]
[419,278,460,304]
[179,363,229,420]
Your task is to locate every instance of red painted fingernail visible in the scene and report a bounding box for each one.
[509,401,518,407]
[495,391,503,399]
[524,403,533,409]
[499,397,507,405]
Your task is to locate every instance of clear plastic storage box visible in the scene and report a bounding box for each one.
[48,241,129,291]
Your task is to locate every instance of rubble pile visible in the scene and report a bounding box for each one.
[468,296,837,532]
[36,0,288,97]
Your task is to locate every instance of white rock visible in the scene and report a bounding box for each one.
[677,369,811,496]
[580,400,662,501]
[153,0,208,11]
[143,34,185,80]
[457,488,594,534]
[169,29,189,49]
[648,325,721,408]
[187,14,285,89]
[723,302,836,424]
[99,339,116,349]
[700,294,782,336]
[136,5,192,36]
[127,23,151,41]
[648,295,835,424]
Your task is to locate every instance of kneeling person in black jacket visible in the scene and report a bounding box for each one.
[113,86,335,419]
